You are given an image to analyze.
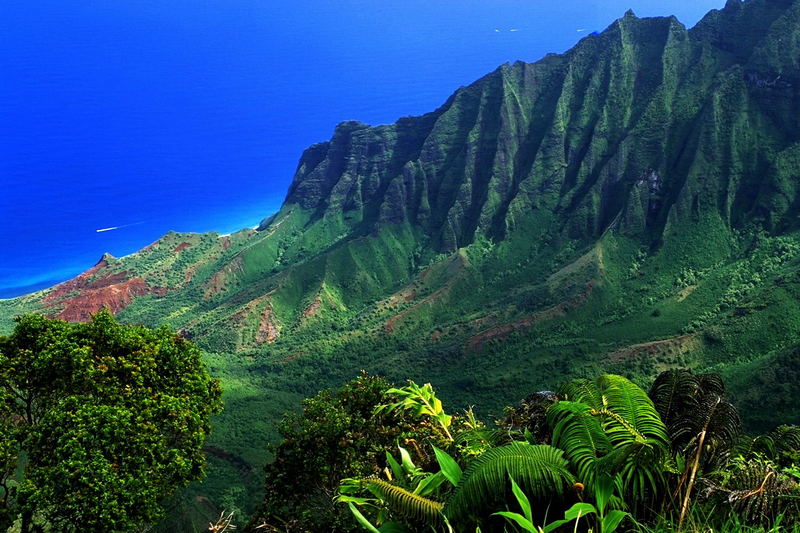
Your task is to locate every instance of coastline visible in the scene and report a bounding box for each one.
[0,218,272,301]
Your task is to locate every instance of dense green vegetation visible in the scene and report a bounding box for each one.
[248,372,799,533]
[0,312,222,532]
[1,0,800,527]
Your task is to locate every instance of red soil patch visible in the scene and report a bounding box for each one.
[607,334,699,364]
[203,256,244,300]
[302,298,322,318]
[256,305,280,343]
[42,259,164,321]
[43,260,110,302]
[172,241,192,253]
[465,280,598,353]
[48,277,151,322]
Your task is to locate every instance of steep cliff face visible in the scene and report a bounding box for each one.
[3,0,800,431]
[274,1,800,254]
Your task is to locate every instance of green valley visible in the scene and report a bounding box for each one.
[2,0,800,529]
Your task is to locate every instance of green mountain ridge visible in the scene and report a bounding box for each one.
[3,0,800,524]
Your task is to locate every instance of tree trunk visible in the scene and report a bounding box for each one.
[679,429,706,529]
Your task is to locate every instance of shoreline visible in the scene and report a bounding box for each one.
[0,219,271,301]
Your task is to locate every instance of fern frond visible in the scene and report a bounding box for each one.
[443,443,574,522]
[701,459,800,526]
[558,378,604,409]
[770,425,800,464]
[551,376,671,506]
[697,373,725,397]
[595,375,670,452]
[360,478,443,525]
[548,401,610,483]
[648,369,700,448]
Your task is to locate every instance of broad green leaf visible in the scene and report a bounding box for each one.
[415,471,447,496]
[543,517,577,533]
[347,502,381,533]
[433,446,462,486]
[385,451,403,482]
[594,474,614,512]
[509,476,532,524]
[601,510,629,533]
[564,502,596,520]
[398,445,415,474]
[492,511,538,532]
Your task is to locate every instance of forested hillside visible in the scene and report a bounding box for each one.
[2,0,800,527]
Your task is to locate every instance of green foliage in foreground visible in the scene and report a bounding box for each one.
[0,311,223,532]
[250,371,800,533]
[247,373,461,532]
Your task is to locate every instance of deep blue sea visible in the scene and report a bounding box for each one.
[0,0,723,298]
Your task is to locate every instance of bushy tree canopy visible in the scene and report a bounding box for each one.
[248,372,457,532]
[0,310,223,532]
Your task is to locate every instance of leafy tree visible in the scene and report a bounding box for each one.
[248,373,455,533]
[0,311,223,532]
[499,391,559,444]
[0,376,20,532]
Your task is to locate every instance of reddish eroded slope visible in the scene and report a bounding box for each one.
[173,241,193,253]
[43,259,112,302]
[465,280,599,353]
[606,334,699,364]
[256,305,280,343]
[42,259,162,321]
[384,252,467,333]
[302,298,322,318]
[226,292,282,346]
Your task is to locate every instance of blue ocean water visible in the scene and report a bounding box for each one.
[0,0,723,298]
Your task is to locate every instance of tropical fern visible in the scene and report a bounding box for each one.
[550,375,670,506]
[650,370,740,467]
[596,375,670,450]
[736,425,800,469]
[359,478,444,525]
[674,392,740,470]
[651,370,742,527]
[547,401,611,483]
[648,369,701,450]
[765,425,800,467]
[700,458,800,527]
[443,443,574,522]
[558,378,605,409]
